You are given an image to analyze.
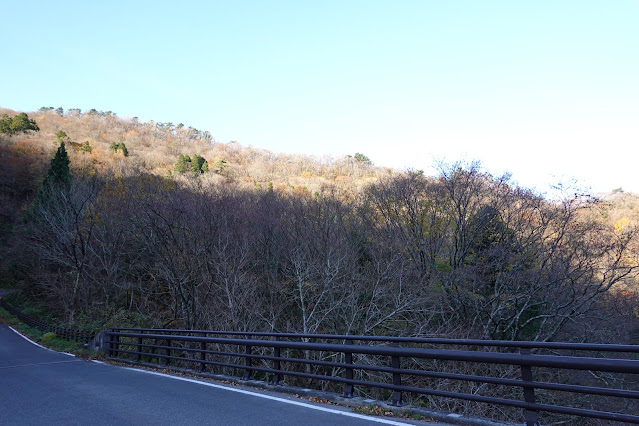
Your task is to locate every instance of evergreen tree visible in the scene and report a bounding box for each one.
[117,142,129,157]
[213,158,227,174]
[55,130,68,141]
[175,154,188,173]
[191,154,202,173]
[80,141,92,153]
[353,152,372,165]
[190,154,209,174]
[0,113,40,136]
[175,154,209,174]
[45,141,71,185]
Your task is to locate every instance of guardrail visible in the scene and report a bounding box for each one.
[104,328,639,425]
[0,298,95,343]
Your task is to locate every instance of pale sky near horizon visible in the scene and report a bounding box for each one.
[2,1,638,194]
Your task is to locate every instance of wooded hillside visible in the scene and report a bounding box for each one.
[1,107,638,346]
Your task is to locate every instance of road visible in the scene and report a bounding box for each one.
[0,322,432,425]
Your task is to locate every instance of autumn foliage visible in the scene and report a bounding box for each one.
[0,107,637,339]
[2,106,639,421]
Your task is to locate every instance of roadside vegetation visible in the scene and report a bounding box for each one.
[0,296,95,357]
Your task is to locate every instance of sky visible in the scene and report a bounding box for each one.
[2,1,638,194]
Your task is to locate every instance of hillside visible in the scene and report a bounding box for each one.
[0,107,386,197]
[1,107,638,347]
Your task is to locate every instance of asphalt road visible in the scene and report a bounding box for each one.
[0,323,423,426]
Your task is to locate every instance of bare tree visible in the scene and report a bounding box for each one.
[26,177,99,321]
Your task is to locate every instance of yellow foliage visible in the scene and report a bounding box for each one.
[614,217,630,234]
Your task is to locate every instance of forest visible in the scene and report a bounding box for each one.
[1,107,638,346]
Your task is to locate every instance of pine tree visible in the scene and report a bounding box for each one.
[213,158,227,174]
[80,141,92,153]
[174,154,210,174]
[189,154,209,174]
[55,130,68,141]
[0,113,40,136]
[45,141,71,185]
[117,142,129,157]
[353,152,372,165]
[190,154,201,173]
[175,154,188,173]
[191,154,200,173]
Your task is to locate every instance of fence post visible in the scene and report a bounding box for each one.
[391,342,402,406]
[342,339,354,398]
[137,337,143,362]
[115,332,121,357]
[109,330,120,357]
[244,335,253,380]
[272,336,281,385]
[200,340,206,372]
[520,348,539,426]
[164,339,171,366]
[150,338,157,363]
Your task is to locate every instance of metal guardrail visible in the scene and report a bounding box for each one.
[0,298,95,343]
[105,328,639,425]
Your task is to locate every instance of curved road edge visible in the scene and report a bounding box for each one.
[1,322,445,425]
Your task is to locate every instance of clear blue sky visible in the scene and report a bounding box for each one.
[2,1,638,194]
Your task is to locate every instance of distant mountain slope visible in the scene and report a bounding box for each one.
[0,107,388,195]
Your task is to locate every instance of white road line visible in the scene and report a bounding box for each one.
[5,325,414,424]
[8,326,54,352]
[127,367,411,425]
[7,326,75,356]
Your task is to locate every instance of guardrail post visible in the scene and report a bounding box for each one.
[137,337,143,361]
[115,332,121,357]
[108,330,120,357]
[108,332,113,357]
[243,335,253,380]
[520,348,539,426]
[272,336,281,385]
[150,338,157,362]
[112,330,121,357]
[199,340,206,372]
[391,342,402,406]
[164,339,171,366]
[342,339,354,398]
